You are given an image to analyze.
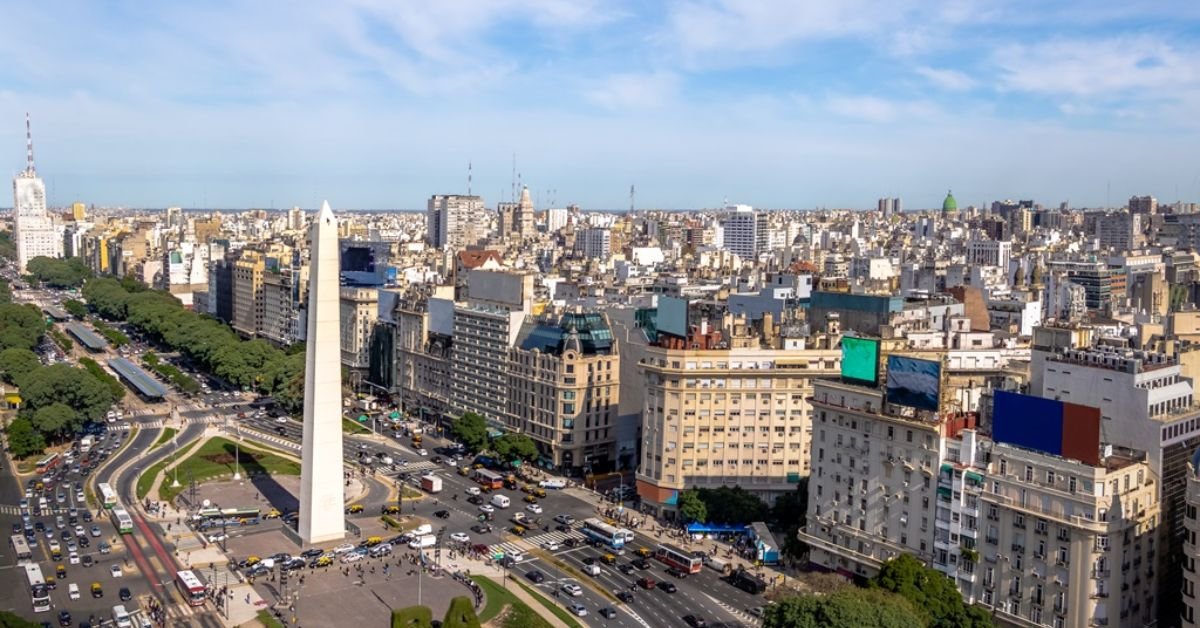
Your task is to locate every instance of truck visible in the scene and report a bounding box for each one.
[704,555,733,575]
[420,475,443,493]
[79,435,94,454]
[491,494,511,509]
[538,479,566,490]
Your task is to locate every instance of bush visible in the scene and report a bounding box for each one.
[442,596,481,628]
[391,605,433,628]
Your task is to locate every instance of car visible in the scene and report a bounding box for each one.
[300,548,323,559]
[91,582,103,598]
[119,586,132,601]
[479,504,495,513]
[526,504,543,514]
[747,607,766,618]
[207,533,228,543]
[450,532,470,543]
[561,583,583,596]
[568,602,588,617]
[82,555,93,568]
[667,567,688,579]
[556,524,572,534]
[433,510,450,519]
[599,607,618,619]
[541,540,561,552]
[632,558,650,570]
[98,541,111,554]
[58,610,71,626]
[582,556,596,566]
[48,540,61,553]
[74,525,85,537]
[637,577,656,589]
[658,581,678,593]
[525,569,546,583]
[69,552,80,565]
[554,514,575,525]
[68,582,81,600]
[67,541,78,552]
[465,486,481,496]
[341,551,365,564]
[82,511,93,523]
[276,417,288,423]
[523,494,537,503]
[617,564,635,575]
[467,495,484,505]
[345,504,364,514]
[471,524,493,534]
[416,448,428,456]
[333,543,356,554]
[683,615,707,628]
[90,525,102,537]
[78,536,89,548]
[110,564,123,578]
[271,552,293,562]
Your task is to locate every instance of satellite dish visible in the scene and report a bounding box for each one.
[202,499,212,508]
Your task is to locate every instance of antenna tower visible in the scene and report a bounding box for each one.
[468,161,473,196]
[25,112,35,173]
[629,184,635,214]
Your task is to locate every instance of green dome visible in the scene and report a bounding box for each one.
[942,189,958,213]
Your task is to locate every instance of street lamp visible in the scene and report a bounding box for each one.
[233,440,241,481]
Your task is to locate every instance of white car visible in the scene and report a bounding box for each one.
[450,532,470,543]
[526,504,543,514]
[276,417,288,424]
[416,449,428,456]
[68,583,80,600]
[341,551,365,564]
[74,525,86,537]
[48,540,61,553]
[569,602,588,617]
[562,583,583,597]
[207,533,228,543]
[465,487,481,496]
[111,564,123,577]
[541,541,561,551]
[332,543,356,554]
[69,551,80,565]
[479,504,495,513]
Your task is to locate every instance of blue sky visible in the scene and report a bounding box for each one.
[1,0,1199,210]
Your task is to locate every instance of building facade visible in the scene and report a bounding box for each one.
[340,287,378,370]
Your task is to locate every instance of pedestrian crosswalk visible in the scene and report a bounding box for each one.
[0,504,21,515]
[388,460,440,475]
[486,524,588,558]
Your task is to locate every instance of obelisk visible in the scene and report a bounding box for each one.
[299,201,345,544]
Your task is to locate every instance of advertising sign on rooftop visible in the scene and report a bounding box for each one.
[992,390,1100,465]
[840,336,880,386]
[884,356,941,412]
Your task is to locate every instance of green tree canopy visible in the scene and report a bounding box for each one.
[31,402,78,439]
[0,279,11,305]
[5,417,46,459]
[763,587,924,628]
[20,363,115,435]
[390,605,433,628]
[0,303,46,352]
[697,485,769,524]
[81,277,131,320]
[451,412,489,454]
[25,257,91,288]
[0,347,40,386]
[491,433,538,464]
[441,596,481,628]
[79,357,127,402]
[771,479,810,558]
[873,554,992,628]
[678,488,707,523]
[63,299,88,319]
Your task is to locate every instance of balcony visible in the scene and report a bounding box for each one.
[1093,569,1111,579]
[1090,618,1109,626]
[1090,590,1109,599]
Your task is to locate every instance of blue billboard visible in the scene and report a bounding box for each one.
[885,356,941,411]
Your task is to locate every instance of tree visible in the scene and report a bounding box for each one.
[79,357,127,402]
[441,596,481,628]
[20,364,115,432]
[390,605,433,628]
[451,412,489,454]
[772,479,810,558]
[31,403,77,439]
[873,553,992,628]
[5,417,45,458]
[763,588,923,628]
[491,433,539,465]
[0,303,46,352]
[25,257,91,289]
[0,348,40,385]
[697,486,769,524]
[678,488,707,523]
[63,299,88,319]
[0,279,11,305]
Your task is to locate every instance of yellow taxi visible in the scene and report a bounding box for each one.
[458,466,471,476]
[346,504,364,514]
[523,494,538,504]
[601,553,617,565]
[512,526,527,536]
[56,564,67,579]
[635,547,652,558]
[90,582,103,598]
[381,505,400,515]
[264,509,281,519]
[365,536,383,547]
[312,556,333,567]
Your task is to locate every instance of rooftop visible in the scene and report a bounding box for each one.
[65,322,108,351]
[107,357,168,399]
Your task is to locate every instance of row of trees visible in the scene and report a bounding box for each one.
[0,349,120,457]
[25,256,91,289]
[450,412,539,464]
[763,554,992,628]
[81,277,306,413]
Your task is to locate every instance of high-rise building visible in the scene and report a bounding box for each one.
[427,194,485,249]
[71,202,86,221]
[1095,211,1145,251]
[575,227,612,259]
[165,206,184,229]
[721,205,767,260]
[544,208,569,233]
[231,251,266,337]
[340,287,378,370]
[1131,195,1158,215]
[12,114,62,273]
[965,239,1013,271]
[877,197,902,216]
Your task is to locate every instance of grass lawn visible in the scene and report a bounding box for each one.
[514,580,584,628]
[150,427,177,450]
[136,456,172,501]
[342,417,370,434]
[471,575,583,628]
[159,437,300,502]
[256,609,285,628]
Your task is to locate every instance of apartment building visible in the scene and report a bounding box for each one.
[508,310,620,471]
[340,287,378,370]
[1183,458,1200,627]
[637,340,840,519]
[231,251,265,337]
[261,265,307,346]
[393,291,454,423]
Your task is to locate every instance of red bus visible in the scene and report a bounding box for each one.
[36,453,60,473]
[472,469,504,490]
[175,570,207,607]
[655,543,703,574]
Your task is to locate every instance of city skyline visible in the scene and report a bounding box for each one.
[1,1,1199,209]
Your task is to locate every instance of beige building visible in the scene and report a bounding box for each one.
[637,342,840,519]
[340,287,378,370]
[261,265,307,346]
[1184,459,1200,627]
[231,251,265,337]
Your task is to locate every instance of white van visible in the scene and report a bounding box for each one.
[408,535,436,550]
[410,523,432,537]
[112,604,133,628]
[68,583,80,600]
[491,494,511,509]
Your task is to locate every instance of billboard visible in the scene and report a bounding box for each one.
[885,356,941,411]
[658,296,689,338]
[992,390,1100,465]
[840,336,880,386]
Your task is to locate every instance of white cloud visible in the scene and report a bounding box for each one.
[824,95,939,123]
[993,36,1199,96]
[915,66,975,91]
[585,72,680,109]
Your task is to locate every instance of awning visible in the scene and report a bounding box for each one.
[937,486,952,497]
[965,471,984,483]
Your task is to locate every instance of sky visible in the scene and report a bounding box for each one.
[1,0,1199,210]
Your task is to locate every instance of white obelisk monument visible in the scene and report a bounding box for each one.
[299,201,346,544]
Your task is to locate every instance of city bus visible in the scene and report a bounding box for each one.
[98,483,118,509]
[24,563,51,612]
[11,535,33,563]
[112,507,134,534]
[36,453,60,473]
[472,469,504,490]
[581,518,626,549]
[655,543,703,574]
[175,569,207,607]
[195,507,260,520]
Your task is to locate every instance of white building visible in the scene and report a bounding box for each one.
[966,239,1013,273]
[12,115,61,273]
[575,227,612,259]
[721,205,766,261]
[545,208,569,233]
[427,194,485,250]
